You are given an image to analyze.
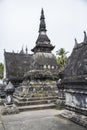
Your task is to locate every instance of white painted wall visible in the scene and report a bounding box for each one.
[65,92,87,108]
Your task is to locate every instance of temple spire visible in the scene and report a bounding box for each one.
[31,9,54,53]
[39,8,47,32]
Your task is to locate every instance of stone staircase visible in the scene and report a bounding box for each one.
[14,95,58,112]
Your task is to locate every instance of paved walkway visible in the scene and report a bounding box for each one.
[0,109,86,130]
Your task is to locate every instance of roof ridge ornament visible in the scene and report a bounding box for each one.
[4,49,6,53]
[20,46,24,54]
[74,38,78,49]
[26,46,28,54]
[83,31,87,43]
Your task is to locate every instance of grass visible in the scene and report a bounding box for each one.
[55,106,64,110]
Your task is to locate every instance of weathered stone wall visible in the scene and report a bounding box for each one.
[15,80,58,98]
[65,92,87,108]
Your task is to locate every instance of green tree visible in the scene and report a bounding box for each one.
[56,48,68,70]
[0,63,4,79]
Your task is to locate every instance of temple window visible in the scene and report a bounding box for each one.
[48,65,50,69]
[44,65,46,69]
[52,66,54,69]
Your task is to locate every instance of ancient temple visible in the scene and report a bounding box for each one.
[3,9,59,110]
[58,31,87,127]
[4,9,58,87]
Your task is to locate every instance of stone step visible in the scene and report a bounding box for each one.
[60,110,87,128]
[18,103,56,112]
[14,95,58,101]
[14,98,56,106]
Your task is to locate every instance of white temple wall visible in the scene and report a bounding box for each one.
[65,92,87,108]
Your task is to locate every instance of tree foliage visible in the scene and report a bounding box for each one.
[56,48,68,70]
[0,63,4,79]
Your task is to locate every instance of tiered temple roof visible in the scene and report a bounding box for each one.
[4,52,33,83]
[63,31,87,77]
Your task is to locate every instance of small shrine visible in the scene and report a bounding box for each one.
[58,31,87,127]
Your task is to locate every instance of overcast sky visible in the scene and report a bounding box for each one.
[0,0,87,63]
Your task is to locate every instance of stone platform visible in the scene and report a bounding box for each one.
[13,79,59,112]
